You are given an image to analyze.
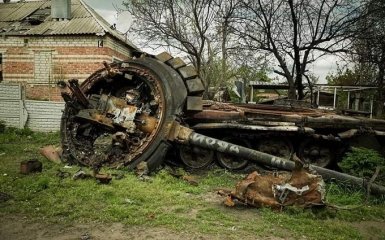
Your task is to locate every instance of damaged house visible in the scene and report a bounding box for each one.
[0,0,136,101]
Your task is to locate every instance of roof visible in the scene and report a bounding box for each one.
[0,0,138,50]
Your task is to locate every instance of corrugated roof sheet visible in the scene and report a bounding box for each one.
[25,17,102,35]
[71,3,91,18]
[0,0,137,49]
[1,1,46,22]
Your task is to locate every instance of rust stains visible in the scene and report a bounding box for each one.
[225,162,325,209]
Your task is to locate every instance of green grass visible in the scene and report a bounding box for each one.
[1,129,385,239]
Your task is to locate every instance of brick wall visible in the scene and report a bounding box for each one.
[25,84,62,102]
[0,34,134,100]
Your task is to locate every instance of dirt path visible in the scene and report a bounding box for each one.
[0,214,293,240]
[0,215,205,240]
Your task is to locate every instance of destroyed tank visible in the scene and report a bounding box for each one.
[60,51,385,174]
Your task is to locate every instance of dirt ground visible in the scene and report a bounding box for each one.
[3,213,385,240]
[351,221,385,240]
[0,214,292,240]
[0,215,203,240]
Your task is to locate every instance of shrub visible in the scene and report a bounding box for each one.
[339,147,384,180]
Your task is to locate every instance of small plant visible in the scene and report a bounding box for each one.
[339,147,384,180]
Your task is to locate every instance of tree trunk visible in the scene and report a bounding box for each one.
[221,21,228,88]
[375,43,385,118]
[376,60,384,117]
[295,74,304,100]
[287,77,296,99]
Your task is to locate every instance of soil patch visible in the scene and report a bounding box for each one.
[351,220,385,240]
[0,215,205,240]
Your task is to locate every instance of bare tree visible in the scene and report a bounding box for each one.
[212,0,241,87]
[125,0,218,87]
[236,0,366,99]
[124,0,254,93]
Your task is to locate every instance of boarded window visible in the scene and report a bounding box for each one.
[34,51,52,83]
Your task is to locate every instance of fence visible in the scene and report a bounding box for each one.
[0,83,64,132]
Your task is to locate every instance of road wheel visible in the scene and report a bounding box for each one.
[298,139,334,167]
[216,137,250,170]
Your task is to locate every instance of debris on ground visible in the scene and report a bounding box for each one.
[20,159,42,174]
[71,168,113,184]
[39,145,62,164]
[72,170,92,180]
[56,169,70,179]
[166,167,199,186]
[136,162,151,181]
[80,232,92,240]
[224,161,325,209]
[94,173,112,184]
[181,175,199,186]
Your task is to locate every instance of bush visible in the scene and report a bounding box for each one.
[339,147,384,180]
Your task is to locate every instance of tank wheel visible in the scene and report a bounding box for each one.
[179,145,214,169]
[298,139,334,167]
[256,138,294,159]
[216,137,250,170]
[61,57,188,170]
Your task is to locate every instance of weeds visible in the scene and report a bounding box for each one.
[339,147,385,183]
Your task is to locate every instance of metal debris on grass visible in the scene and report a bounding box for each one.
[225,161,325,209]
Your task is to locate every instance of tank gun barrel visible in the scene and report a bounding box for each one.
[169,122,385,196]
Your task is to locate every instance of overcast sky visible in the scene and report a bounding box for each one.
[5,0,339,83]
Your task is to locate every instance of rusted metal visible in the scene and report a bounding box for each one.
[39,145,61,164]
[20,159,42,174]
[167,121,193,143]
[192,122,315,133]
[102,61,120,77]
[61,61,167,167]
[67,79,90,108]
[137,113,158,134]
[198,101,385,131]
[192,110,244,120]
[94,173,112,184]
[226,163,325,208]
